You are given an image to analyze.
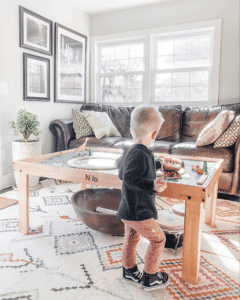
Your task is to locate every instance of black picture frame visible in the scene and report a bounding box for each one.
[19,6,53,56]
[23,53,50,101]
[54,23,87,104]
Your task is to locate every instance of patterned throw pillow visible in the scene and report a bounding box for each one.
[82,110,121,139]
[214,115,240,148]
[72,109,94,139]
[196,110,235,146]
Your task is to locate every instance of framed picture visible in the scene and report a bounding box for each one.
[19,6,53,56]
[54,23,87,104]
[23,53,50,101]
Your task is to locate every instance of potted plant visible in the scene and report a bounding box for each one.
[10,109,42,190]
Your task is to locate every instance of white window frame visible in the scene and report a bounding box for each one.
[91,19,222,107]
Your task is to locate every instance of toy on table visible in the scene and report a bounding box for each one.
[89,147,92,156]
[157,157,185,179]
[75,138,89,155]
[191,163,207,175]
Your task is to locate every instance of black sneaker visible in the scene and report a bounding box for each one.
[122,265,143,287]
[141,271,169,291]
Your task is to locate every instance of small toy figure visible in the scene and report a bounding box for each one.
[203,161,208,173]
[196,168,205,175]
[89,147,92,156]
[191,164,205,175]
[191,165,199,171]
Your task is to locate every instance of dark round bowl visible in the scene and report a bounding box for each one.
[71,188,124,235]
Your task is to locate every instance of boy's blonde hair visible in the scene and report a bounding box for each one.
[130,105,164,138]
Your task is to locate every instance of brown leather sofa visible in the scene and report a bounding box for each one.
[49,103,240,196]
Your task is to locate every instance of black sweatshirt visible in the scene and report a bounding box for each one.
[115,144,162,221]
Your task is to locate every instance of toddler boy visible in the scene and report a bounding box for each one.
[116,105,169,291]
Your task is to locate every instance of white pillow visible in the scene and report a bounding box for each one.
[196,110,235,146]
[82,110,121,139]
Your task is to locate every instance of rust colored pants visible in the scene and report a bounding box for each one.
[122,218,166,274]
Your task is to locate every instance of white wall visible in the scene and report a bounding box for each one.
[91,0,240,106]
[0,0,90,188]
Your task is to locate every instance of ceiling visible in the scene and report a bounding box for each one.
[66,0,177,15]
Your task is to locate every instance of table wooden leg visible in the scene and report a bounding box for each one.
[205,182,218,227]
[19,172,29,235]
[80,182,87,191]
[182,200,203,284]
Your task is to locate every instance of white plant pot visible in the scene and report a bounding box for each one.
[12,140,42,190]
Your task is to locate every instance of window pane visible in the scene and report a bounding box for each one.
[156,73,172,86]
[99,75,143,102]
[190,86,208,101]
[192,52,210,66]
[174,54,191,67]
[114,89,127,102]
[100,76,113,90]
[128,88,142,102]
[101,60,115,72]
[129,58,143,71]
[158,40,174,56]
[192,36,210,53]
[101,47,114,61]
[172,87,189,101]
[114,59,129,72]
[115,45,129,60]
[157,56,173,69]
[173,72,189,86]
[128,75,143,88]
[114,76,127,89]
[190,71,209,86]
[100,89,111,102]
[130,44,144,58]
[156,88,171,102]
[175,39,191,54]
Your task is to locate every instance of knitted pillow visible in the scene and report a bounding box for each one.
[214,115,240,148]
[82,110,121,140]
[196,110,235,146]
[72,109,94,139]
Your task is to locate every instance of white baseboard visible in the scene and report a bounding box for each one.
[1,173,14,190]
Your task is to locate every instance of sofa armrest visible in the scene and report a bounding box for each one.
[230,135,240,194]
[49,119,75,152]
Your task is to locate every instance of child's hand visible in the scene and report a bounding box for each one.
[154,177,167,193]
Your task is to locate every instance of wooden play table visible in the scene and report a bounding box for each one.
[13,143,223,285]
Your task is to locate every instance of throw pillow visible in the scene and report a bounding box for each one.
[214,115,240,148]
[196,110,235,146]
[82,110,121,139]
[72,109,94,139]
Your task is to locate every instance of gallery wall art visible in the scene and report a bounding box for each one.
[54,23,87,104]
[23,53,50,101]
[19,6,53,56]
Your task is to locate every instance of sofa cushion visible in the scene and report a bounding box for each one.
[72,109,94,139]
[156,105,182,142]
[69,137,124,150]
[182,103,240,141]
[196,110,235,146]
[214,115,240,148]
[170,141,234,172]
[82,110,121,139]
[113,139,174,154]
[149,141,176,154]
[80,103,134,138]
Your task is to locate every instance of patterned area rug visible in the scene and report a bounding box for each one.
[0,179,239,300]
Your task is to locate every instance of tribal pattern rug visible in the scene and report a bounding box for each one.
[0,179,239,300]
